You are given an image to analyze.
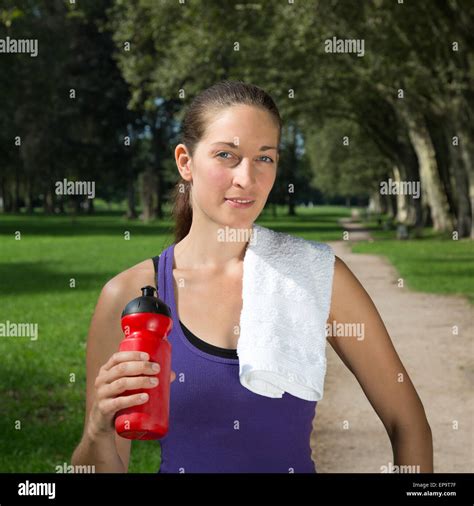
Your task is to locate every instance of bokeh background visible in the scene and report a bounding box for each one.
[0,0,472,473]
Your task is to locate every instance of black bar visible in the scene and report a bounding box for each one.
[0,473,472,506]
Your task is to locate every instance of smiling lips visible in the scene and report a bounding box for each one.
[225,198,255,203]
[224,198,255,208]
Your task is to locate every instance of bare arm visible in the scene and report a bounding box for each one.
[71,277,134,473]
[327,256,433,472]
[71,260,176,473]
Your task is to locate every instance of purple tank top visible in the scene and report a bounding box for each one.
[155,243,318,473]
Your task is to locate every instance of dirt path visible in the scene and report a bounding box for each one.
[309,222,473,473]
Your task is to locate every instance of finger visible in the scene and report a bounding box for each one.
[102,375,159,398]
[104,360,160,384]
[100,392,150,416]
[103,351,149,372]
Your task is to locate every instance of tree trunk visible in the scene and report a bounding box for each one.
[456,121,474,239]
[389,193,397,218]
[361,99,424,230]
[397,136,424,231]
[398,105,454,232]
[25,176,34,214]
[0,175,6,213]
[43,186,54,214]
[12,169,20,212]
[126,176,138,219]
[3,180,12,212]
[379,192,388,214]
[84,198,95,214]
[447,128,471,238]
[153,130,165,221]
[155,169,164,220]
[426,115,457,223]
[288,197,296,216]
[382,193,395,218]
[287,123,297,217]
[368,191,383,214]
[139,169,156,222]
[71,196,81,215]
[393,165,408,224]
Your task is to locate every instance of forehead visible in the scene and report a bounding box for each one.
[202,105,279,146]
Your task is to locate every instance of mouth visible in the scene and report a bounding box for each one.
[224,198,256,209]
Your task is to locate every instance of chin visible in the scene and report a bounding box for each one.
[221,219,252,229]
[216,215,255,231]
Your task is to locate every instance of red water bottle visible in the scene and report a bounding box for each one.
[114,285,173,440]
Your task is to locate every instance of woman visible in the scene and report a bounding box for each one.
[71,80,433,473]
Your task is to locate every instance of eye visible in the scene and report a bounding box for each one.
[259,156,274,163]
[217,151,233,159]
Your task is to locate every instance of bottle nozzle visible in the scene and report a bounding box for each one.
[121,285,171,318]
[141,285,157,298]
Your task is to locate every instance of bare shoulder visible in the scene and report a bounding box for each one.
[102,258,156,302]
[329,255,371,319]
[89,257,157,346]
[333,254,352,277]
[332,254,360,290]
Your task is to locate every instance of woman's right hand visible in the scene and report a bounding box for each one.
[88,351,176,437]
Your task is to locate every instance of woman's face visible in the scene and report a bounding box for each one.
[185,104,279,229]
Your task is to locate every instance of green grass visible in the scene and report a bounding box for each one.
[0,214,174,472]
[351,219,474,304]
[0,205,350,472]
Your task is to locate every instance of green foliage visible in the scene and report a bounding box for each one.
[1,1,472,221]
[306,118,391,197]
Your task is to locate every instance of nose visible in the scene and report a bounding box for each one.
[232,158,257,189]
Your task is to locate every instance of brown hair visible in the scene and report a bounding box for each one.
[171,80,283,243]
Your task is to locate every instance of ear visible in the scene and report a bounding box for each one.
[175,143,193,183]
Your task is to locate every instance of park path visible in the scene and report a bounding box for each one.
[309,220,473,473]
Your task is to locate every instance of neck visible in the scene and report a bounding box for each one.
[174,214,253,271]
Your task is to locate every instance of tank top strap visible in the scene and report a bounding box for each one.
[151,255,160,289]
[155,244,174,302]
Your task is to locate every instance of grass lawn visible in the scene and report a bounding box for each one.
[0,204,350,472]
[351,218,474,304]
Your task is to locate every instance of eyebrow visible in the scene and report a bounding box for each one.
[211,141,278,151]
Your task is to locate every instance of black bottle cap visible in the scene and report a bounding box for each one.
[121,285,172,318]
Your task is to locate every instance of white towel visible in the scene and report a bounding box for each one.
[237,223,335,401]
